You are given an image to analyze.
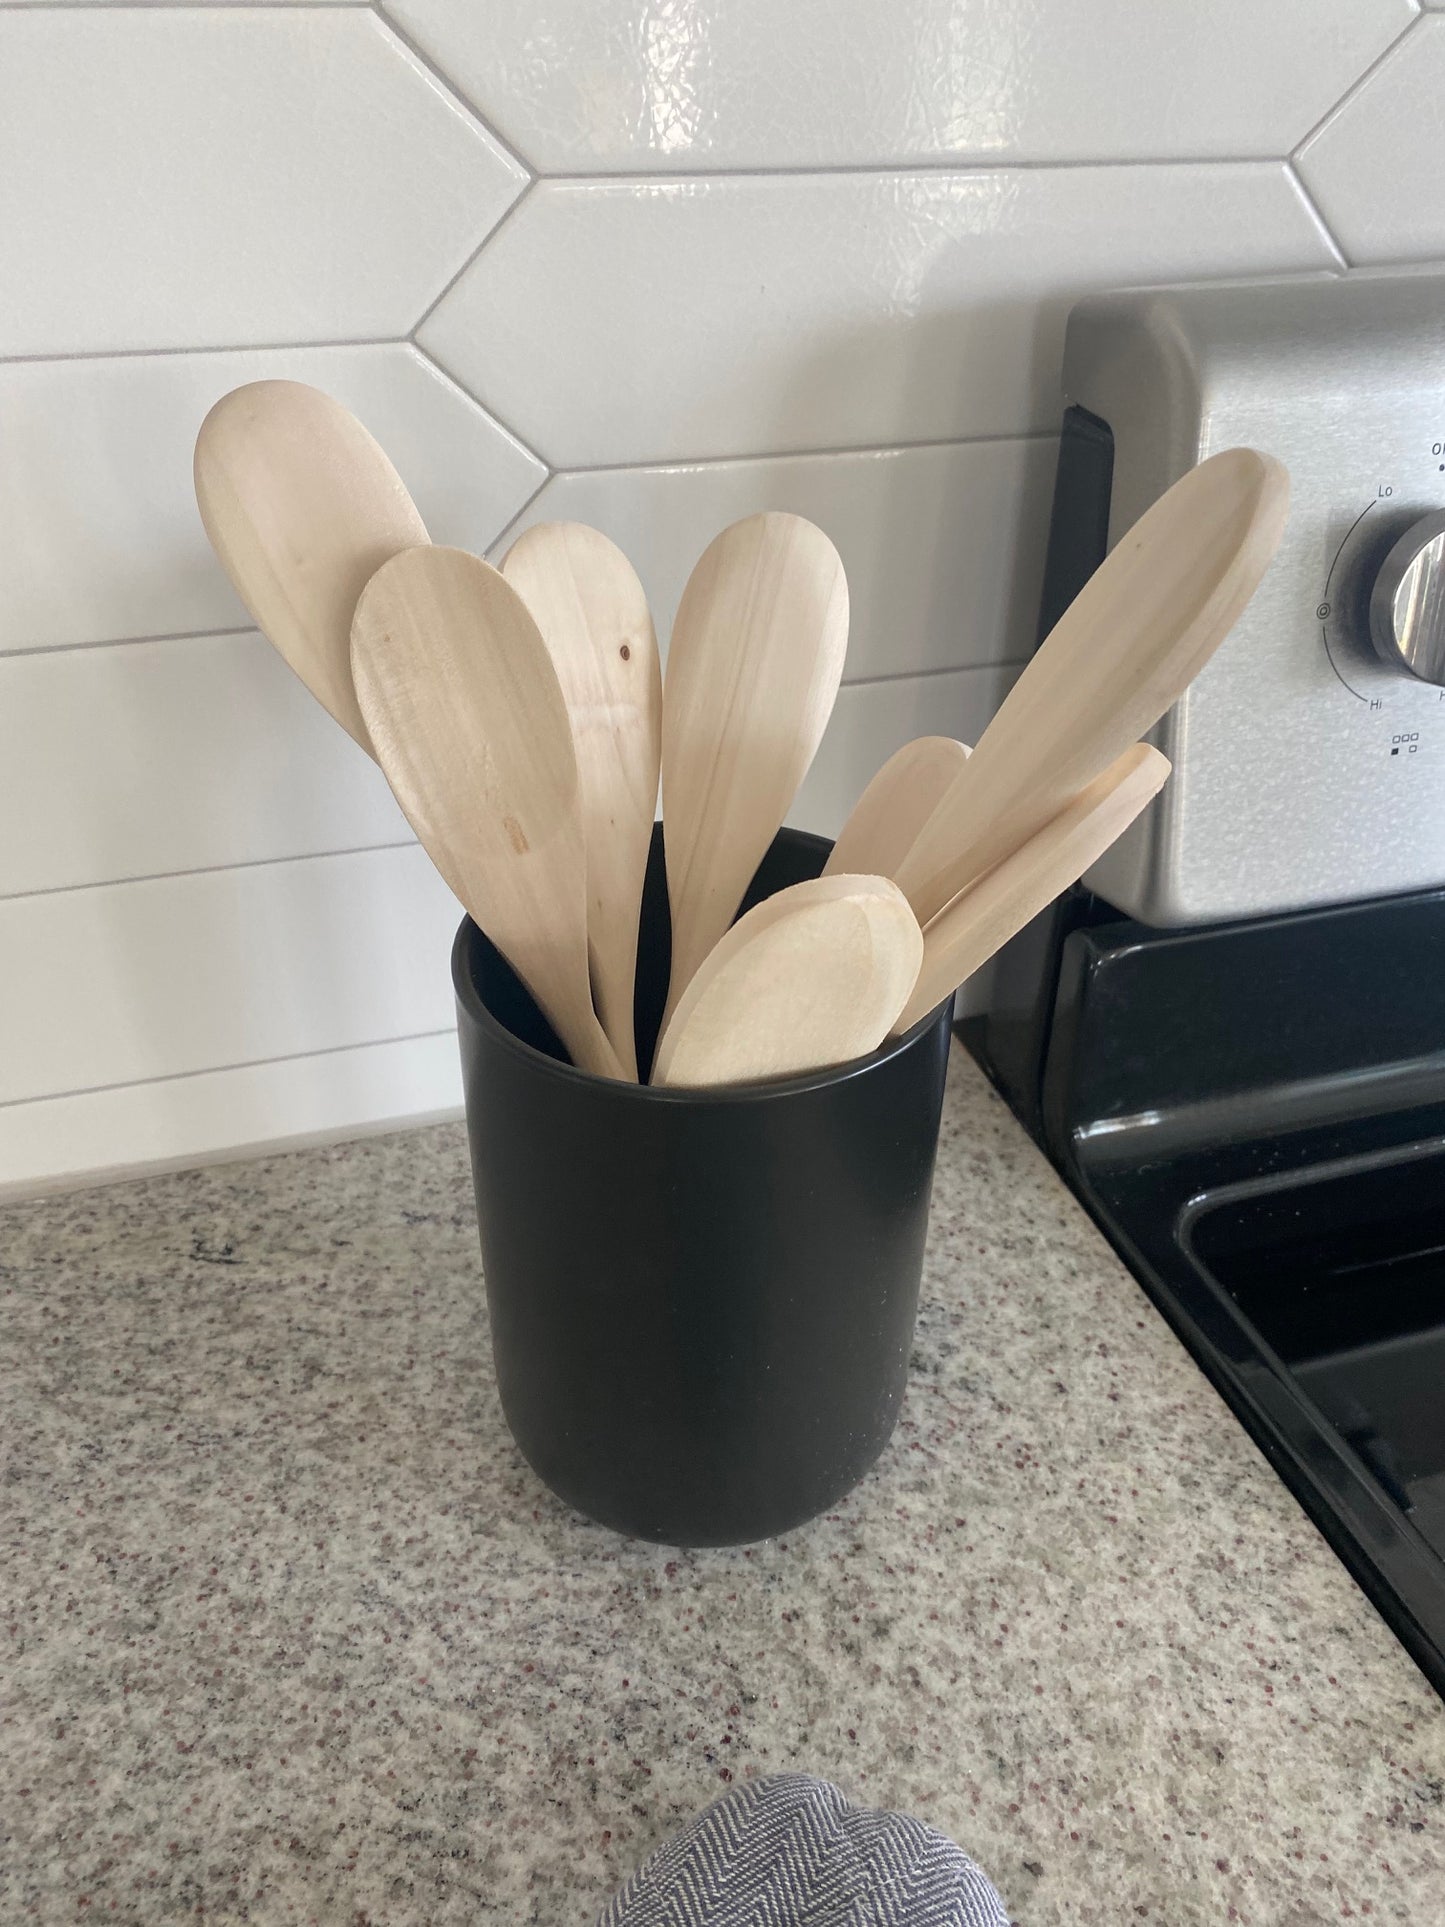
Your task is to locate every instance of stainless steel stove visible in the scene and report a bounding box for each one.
[972,269,1445,1697]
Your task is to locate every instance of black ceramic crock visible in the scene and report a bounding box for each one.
[451,825,953,1546]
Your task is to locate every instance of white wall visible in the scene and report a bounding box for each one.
[0,0,1431,1194]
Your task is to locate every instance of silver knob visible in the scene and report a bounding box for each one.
[1369,509,1445,685]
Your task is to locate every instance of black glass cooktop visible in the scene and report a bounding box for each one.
[971,883,1445,1698]
[1188,1139,1445,1566]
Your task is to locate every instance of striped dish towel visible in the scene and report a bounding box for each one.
[594,1774,1010,1925]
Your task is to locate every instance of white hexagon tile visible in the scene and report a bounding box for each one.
[385,0,1414,170]
[0,8,525,355]
[418,166,1335,465]
[1297,17,1445,265]
[0,345,544,654]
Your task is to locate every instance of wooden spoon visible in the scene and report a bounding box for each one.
[350,545,624,1081]
[194,379,427,753]
[660,512,849,1025]
[502,522,661,1082]
[892,447,1288,924]
[890,742,1171,1035]
[823,736,971,880]
[652,874,922,1089]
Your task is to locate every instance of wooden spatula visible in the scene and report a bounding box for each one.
[350,545,624,1081]
[660,512,849,1025]
[194,379,427,753]
[652,873,922,1089]
[892,447,1288,924]
[890,742,1171,1035]
[823,736,971,880]
[502,522,661,1082]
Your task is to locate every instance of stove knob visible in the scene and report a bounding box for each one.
[1369,509,1445,684]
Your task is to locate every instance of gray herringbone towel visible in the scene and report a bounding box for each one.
[594,1774,1010,1925]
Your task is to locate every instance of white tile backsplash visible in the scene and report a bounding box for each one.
[419,168,1334,465]
[0,1036,463,1204]
[388,0,1413,171]
[1298,19,1445,266]
[0,9,524,355]
[0,845,461,1108]
[0,1,1415,1186]
[503,439,1055,681]
[0,632,410,897]
[0,344,542,653]
[790,665,1019,840]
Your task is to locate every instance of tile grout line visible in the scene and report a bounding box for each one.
[406,182,537,342]
[529,155,1291,186]
[0,836,424,907]
[1284,161,1350,272]
[0,335,401,369]
[0,153,1345,379]
[1289,10,1425,163]
[372,0,536,181]
[0,657,1021,902]
[0,1026,461,1119]
[3,625,257,662]
[547,429,1061,477]
[843,657,1027,692]
[405,334,552,475]
[3,427,1051,664]
[2,640,1017,729]
[478,468,562,558]
[0,0,1426,183]
[0,8,1343,179]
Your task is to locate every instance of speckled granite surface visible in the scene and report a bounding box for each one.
[4,1046,1443,1925]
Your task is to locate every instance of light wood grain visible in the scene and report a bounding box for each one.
[502,521,661,1082]
[660,511,849,1024]
[823,735,971,879]
[653,873,922,1089]
[891,743,1171,1034]
[892,447,1288,924]
[350,545,623,1081]
[194,379,428,753]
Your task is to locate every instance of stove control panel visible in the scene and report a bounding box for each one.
[1369,510,1445,685]
[1058,270,1445,927]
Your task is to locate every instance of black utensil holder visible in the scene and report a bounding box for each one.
[452,825,953,1546]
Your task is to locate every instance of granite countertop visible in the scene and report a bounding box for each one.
[5,1045,1444,1925]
